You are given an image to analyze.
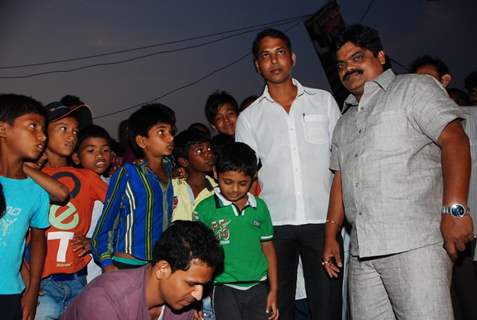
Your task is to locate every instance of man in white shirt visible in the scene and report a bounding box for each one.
[236,28,342,320]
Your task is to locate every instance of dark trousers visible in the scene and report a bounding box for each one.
[452,239,477,320]
[274,224,342,320]
[213,282,268,320]
[0,294,22,320]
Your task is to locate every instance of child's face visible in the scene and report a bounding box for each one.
[73,137,112,175]
[216,170,252,206]
[186,142,215,174]
[137,122,174,159]
[212,103,238,136]
[47,116,79,157]
[2,113,46,160]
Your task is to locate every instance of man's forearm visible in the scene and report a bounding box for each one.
[439,121,471,206]
[325,172,345,241]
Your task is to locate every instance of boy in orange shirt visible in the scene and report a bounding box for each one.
[36,102,107,319]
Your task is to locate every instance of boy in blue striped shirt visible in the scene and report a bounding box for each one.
[92,104,175,272]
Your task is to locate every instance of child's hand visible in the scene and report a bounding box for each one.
[266,289,279,320]
[103,265,119,273]
[71,235,91,257]
[21,288,39,320]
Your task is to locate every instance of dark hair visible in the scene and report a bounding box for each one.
[465,71,477,92]
[152,220,224,272]
[204,91,238,124]
[173,129,210,160]
[447,88,469,106]
[128,103,176,157]
[239,95,259,112]
[75,124,112,153]
[409,55,450,77]
[0,94,46,125]
[252,28,292,60]
[215,142,257,178]
[211,133,235,159]
[334,24,383,57]
[60,95,84,107]
[188,122,211,139]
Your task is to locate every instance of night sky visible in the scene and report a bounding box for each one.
[0,0,475,138]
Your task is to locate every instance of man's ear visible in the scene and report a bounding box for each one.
[377,51,386,65]
[291,52,297,67]
[71,152,81,166]
[213,166,218,180]
[441,74,452,88]
[0,122,8,138]
[154,261,172,280]
[254,60,262,75]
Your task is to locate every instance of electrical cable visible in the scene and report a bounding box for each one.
[93,21,303,120]
[0,19,303,79]
[0,14,310,70]
[359,0,377,23]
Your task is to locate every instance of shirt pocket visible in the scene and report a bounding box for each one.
[303,114,329,144]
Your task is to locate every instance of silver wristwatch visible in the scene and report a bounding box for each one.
[441,204,470,218]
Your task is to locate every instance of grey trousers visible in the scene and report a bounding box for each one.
[349,243,453,320]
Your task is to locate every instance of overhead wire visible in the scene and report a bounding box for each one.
[93,21,303,120]
[0,14,310,71]
[0,18,302,79]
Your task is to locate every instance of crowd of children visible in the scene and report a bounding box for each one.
[0,82,278,320]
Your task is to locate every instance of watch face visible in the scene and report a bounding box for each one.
[451,204,465,217]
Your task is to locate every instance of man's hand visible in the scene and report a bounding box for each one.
[21,288,39,320]
[322,238,343,278]
[441,214,475,261]
[265,289,279,320]
[103,265,119,273]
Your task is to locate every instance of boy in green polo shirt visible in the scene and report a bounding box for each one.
[194,142,278,320]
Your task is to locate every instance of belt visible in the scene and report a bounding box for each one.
[49,267,87,281]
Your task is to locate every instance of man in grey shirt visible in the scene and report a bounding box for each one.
[322,25,474,320]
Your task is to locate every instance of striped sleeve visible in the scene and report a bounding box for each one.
[91,166,129,268]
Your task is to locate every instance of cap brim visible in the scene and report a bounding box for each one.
[56,105,93,130]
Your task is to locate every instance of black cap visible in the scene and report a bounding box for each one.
[46,102,93,130]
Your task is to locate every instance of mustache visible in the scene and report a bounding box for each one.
[343,69,363,81]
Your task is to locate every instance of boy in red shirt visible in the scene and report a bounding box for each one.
[36,102,107,319]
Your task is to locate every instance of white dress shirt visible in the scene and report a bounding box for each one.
[236,79,340,225]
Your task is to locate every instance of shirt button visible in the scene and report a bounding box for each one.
[358,212,362,215]
[358,129,362,134]
[355,182,359,187]
[354,153,358,158]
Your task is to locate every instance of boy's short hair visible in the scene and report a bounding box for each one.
[0,93,46,125]
[173,128,210,160]
[409,55,450,77]
[204,91,238,125]
[75,124,112,153]
[128,103,176,158]
[45,101,93,130]
[152,220,224,272]
[215,142,257,178]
